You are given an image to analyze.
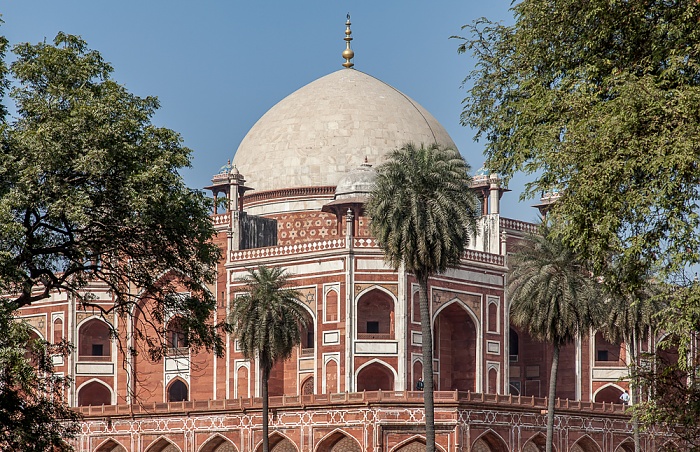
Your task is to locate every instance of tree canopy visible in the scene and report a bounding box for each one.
[0,31,224,448]
[366,142,479,452]
[229,266,308,452]
[508,223,600,452]
[456,0,700,280]
[457,1,700,446]
[0,32,223,356]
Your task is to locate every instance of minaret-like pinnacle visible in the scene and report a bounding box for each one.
[342,13,354,68]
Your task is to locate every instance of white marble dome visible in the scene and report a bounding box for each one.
[232,69,457,193]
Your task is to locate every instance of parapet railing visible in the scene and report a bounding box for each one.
[500,217,538,234]
[231,238,504,266]
[231,239,347,261]
[76,390,629,418]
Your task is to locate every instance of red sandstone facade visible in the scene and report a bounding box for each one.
[15,61,669,450]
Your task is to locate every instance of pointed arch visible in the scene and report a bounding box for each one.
[198,434,238,452]
[324,286,340,323]
[94,438,127,452]
[77,317,112,361]
[76,378,113,406]
[433,298,479,391]
[593,383,625,404]
[166,377,188,402]
[256,432,298,452]
[614,438,634,452]
[145,436,182,452]
[472,429,509,452]
[300,375,314,395]
[356,286,396,340]
[355,359,397,391]
[390,435,446,452]
[522,432,551,452]
[571,434,602,452]
[315,429,362,452]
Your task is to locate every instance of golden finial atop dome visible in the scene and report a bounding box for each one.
[342,13,354,69]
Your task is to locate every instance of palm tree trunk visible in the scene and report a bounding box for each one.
[262,363,270,452]
[546,344,560,452]
[629,333,640,452]
[418,276,435,452]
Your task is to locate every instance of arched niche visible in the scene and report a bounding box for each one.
[167,378,188,402]
[356,287,395,339]
[433,300,478,391]
[198,434,238,452]
[78,318,111,361]
[593,383,624,404]
[77,379,113,406]
[315,430,362,452]
[356,360,395,391]
[472,429,509,452]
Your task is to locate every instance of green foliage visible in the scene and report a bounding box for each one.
[509,224,601,346]
[366,142,479,452]
[457,2,700,444]
[0,31,225,450]
[508,224,601,452]
[637,336,700,451]
[0,33,223,357]
[229,266,308,371]
[0,306,80,450]
[229,265,308,452]
[456,0,700,279]
[366,143,480,281]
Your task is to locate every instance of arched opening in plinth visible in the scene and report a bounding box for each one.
[356,288,395,340]
[77,379,112,406]
[593,383,625,404]
[472,430,509,452]
[95,438,127,452]
[145,436,182,452]
[614,438,634,452]
[199,434,238,452]
[571,435,602,452]
[433,300,477,391]
[522,433,551,452]
[258,433,298,452]
[356,360,395,391]
[316,430,362,452]
[390,436,446,452]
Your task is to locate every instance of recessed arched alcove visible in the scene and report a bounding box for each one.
[77,380,112,406]
[433,301,477,391]
[356,288,395,340]
[356,361,394,391]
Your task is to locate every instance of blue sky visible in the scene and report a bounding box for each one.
[1,1,539,221]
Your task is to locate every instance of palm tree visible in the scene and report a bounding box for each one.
[508,224,601,452]
[366,142,479,452]
[229,266,308,452]
[601,265,662,452]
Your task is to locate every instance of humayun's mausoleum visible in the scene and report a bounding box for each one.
[16,17,675,452]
